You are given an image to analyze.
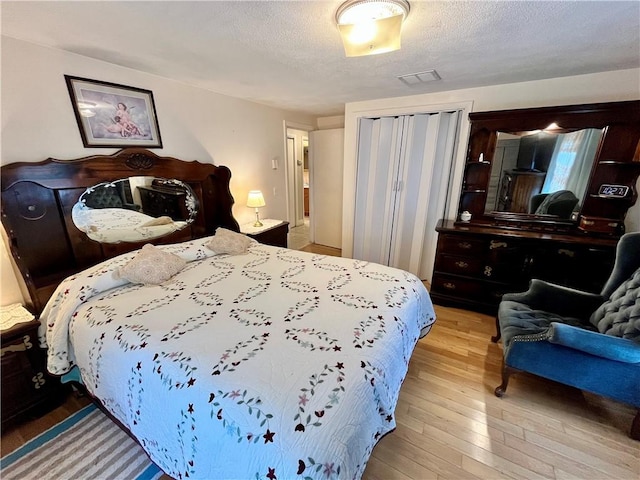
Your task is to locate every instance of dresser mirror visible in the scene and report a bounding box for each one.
[72,176,198,244]
[461,100,640,233]
[484,127,604,218]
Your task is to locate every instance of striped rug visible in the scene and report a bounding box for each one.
[1,404,163,480]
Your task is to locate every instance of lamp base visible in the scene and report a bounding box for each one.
[253,209,263,228]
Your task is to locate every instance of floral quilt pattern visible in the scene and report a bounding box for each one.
[40,236,435,480]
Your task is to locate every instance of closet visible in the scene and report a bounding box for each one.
[352,111,460,280]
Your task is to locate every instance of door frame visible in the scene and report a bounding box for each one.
[283,121,313,230]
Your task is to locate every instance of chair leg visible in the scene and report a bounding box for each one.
[491,316,501,343]
[631,409,640,441]
[495,364,517,397]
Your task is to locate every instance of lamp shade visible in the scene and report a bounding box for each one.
[336,0,409,57]
[247,190,266,208]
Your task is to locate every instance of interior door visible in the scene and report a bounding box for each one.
[309,128,344,249]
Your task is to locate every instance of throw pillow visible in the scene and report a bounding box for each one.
[115,244,187,285]
[205,228,252,255]
[140,215,174,227]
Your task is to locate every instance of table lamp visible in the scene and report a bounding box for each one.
[247,190,266,227]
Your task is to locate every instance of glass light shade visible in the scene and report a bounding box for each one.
[247,190,266,208]
[336,0,409,57]
[338,14,404,57]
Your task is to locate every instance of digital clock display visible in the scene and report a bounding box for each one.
[598,184,629,197]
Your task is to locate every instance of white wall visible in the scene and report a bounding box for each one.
[342,69,640,255]
[0,36,315,306]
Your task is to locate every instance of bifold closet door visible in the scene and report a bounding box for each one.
[352,111,460,279]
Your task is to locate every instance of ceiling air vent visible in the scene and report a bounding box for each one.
[397,69,441,86]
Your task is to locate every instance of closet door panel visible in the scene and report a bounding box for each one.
[353,117,403,265]
[419,111,460,281]
[390,114,437,275]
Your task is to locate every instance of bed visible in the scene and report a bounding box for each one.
[1,149,435,479]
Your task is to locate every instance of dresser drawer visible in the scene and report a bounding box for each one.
[437,234,486,256]
[483,282,522,305]
[435,254,484,277]
[431,274,484,298]
[1,319,65,430]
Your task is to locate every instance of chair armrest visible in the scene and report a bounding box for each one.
[503,279,603,319]
[548,322,640,363]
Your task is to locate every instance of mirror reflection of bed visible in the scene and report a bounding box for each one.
[72,177,197,244]
[485,127,603,218]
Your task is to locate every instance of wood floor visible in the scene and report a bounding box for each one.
[2,244,638,478]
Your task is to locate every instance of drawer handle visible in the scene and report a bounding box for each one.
[558,249,575,257]
[0,334,32,357]
[32,372,46,389]
[455,261,469,269]
[490,240,508,249]
[483,266,493,277]
[458,242,472,249]
[443,282,456,290]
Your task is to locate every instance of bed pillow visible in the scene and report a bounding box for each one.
[115,244,187,285]
[140,215,173,227]
[205,228,252,255]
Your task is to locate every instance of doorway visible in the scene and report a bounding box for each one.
[286,127,310,249]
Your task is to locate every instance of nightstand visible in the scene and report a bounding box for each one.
[1,305,66,431]
[241,219,289,248]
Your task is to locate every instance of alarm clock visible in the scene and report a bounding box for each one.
[598,184,629,198]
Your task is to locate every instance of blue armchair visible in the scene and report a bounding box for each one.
[492,232,640,440]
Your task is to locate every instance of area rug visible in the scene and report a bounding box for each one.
[1,404,163,480]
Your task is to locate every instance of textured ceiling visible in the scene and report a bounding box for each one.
[2,1,639,116]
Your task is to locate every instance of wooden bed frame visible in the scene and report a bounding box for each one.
[1,148,240,314]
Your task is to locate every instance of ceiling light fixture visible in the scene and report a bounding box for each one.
[335,0,410,57]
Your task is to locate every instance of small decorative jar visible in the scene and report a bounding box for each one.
[460,211,472,222]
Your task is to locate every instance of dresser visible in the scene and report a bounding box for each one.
[138,185,189,220]
[241,219,289,248]
[1,307,65,430]
[431,219,617,314]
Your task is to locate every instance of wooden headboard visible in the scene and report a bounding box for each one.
[1,148,240,313]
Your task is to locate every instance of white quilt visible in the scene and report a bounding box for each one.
[40,237,435,480]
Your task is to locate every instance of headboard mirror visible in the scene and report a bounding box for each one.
[461,100,640,232]
[1,148,239,313]
[73,176,198,244]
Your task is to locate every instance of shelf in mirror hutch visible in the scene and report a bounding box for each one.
[432,100,640,314]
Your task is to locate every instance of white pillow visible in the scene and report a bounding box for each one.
[140,215,173,227]
[205,228,252,255]
[116,244,187,285]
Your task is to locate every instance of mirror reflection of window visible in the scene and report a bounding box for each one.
[542,129,601,196]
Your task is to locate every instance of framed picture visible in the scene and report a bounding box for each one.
[65,75,162,148]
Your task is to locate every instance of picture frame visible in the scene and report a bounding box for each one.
[65,75,162,148]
